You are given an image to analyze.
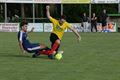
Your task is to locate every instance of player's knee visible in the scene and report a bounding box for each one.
[40,44,47,49]
[56,39,60,44]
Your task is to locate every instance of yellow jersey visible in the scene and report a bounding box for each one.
[49,17,71,40]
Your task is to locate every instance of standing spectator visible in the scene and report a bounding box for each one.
[12,9,20,22]
[91,13,97,32]
[7,11,12,22]
[82,13,88,32]
[100,9,108,31]
[0,14,4,22]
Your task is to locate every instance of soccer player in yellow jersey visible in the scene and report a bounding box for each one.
[45,5,81,55]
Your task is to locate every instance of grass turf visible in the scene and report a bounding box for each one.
[0,32,120,80]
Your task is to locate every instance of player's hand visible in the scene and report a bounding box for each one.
[46,5,50,10]
[22,50,26,54]
[19,50,26,55]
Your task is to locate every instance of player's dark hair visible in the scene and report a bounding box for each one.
[60,15,66,20]
[20,21,28,28]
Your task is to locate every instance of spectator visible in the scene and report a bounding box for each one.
[0,14,4,22]
[100,9,108,31]
[7,11,12,22]
[91,13,97,32]
[82,13,89,32]
[14,14,19,22]
[12,9,20,22]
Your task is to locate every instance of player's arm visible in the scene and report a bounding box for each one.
[18,41,26,53]
[27,27,34,34]
[18,32,26,53]
[68,26,81,42]
[46,5,57,26]
[46,5,52,19]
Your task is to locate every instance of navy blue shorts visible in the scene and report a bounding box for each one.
[50,33,60,51]
[50,33,60,46]
[24,43,40,53]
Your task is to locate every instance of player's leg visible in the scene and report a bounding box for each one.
[102,21,107,31]
[40,33,61,59]
[91,23,93,32]
[38,40,60,55]
[102,22,104,31]
[51,39,60,52]
[83,22,85,32]
[28,43,49,51]
[94,24,97,32]
[47,33,61,59]
[39,43,50,50]
[45,39,60,59]
[37,33,61,59]
[26,43,49,58]
[50,33,61,52]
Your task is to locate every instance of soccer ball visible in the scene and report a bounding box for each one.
[55,53,62,60]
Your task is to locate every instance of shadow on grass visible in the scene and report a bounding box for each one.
[0,52,51,60]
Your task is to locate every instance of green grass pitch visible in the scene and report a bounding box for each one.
[0,32,120,80]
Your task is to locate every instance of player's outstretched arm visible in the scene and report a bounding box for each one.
[69,26,81,42]
[27,27,34,34]
[46,5,52,19]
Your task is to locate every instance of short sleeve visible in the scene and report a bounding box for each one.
[65,22,71,28]
[19,31,23,42]
[49,17,57,23]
